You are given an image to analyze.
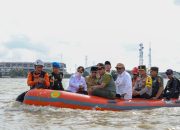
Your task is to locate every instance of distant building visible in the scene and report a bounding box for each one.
[0,62,67,77]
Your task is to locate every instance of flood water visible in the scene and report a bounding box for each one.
[0,78,179,130]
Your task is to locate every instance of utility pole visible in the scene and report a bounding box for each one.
[75,64,77,72]
[139,43,144,65]
[92,61,95,66]
[60,54,63,62]
[148,43,152,69]
[85,56,88,68]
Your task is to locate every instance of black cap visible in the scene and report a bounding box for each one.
[138,65,146,71]
[166,69,173,75]
[90,66,98,72]
[150,67,159,72]
[105,61,111,65]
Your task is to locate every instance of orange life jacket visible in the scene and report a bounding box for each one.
[27,71,50,89]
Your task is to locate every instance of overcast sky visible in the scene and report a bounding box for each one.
[0,0,180,72]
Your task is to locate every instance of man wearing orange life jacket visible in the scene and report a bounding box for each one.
[16,59,50,102]
[27,59,50,89]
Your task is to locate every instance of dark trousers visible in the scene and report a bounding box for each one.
[16,91,28,103]
[163,92,179,99]
[92,88,116,99]
[116,94,122,98]
[133,93,151,99]
[77,91,88,95]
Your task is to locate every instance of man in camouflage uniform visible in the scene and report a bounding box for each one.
[91,63,116,99]
[150,67,164,99]
[85,66,99,94]
[133,65,152,99]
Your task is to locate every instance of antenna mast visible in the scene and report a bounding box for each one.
[148,43,152,69]
[85,56,88,68]
[139,43,144,65]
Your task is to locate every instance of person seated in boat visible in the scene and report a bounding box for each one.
[133,65,152,99]
[27,59,50,89]
[90,63,116,99]
[131,67,139,88]
[105,61,117,81]
[105,61,111,73]
[115,63,132,100]
[67,66,88,94]
[49,62,64,90]
[163,69,180,100]
[16,59,50,102]
[85,66,99,94]
[150,67,164,99]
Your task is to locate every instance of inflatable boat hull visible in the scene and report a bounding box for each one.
[23,89,180,111]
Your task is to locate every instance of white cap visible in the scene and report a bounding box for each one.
[34,59,44,66]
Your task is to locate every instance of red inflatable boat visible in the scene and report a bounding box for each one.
[23,89,180,111]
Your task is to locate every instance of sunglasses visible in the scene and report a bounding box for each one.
[78,70,84,73]
[133,74,138,75]
[98,67,103,70]
[116,67,123,70]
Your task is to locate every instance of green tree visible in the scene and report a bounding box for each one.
[9,69,28,78]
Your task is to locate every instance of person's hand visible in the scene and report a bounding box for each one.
[34,79,39,84]
[91,86,98,90]
[133,91,139,96]
[132,90,136,96]
[38,78,45,83]
[78,85,84,92]
[88,88,93,95]
[152,97,158,100]
[121,93,127,98]
[79,85,84,89]
[136,91,140,95]
[96,73,100,79]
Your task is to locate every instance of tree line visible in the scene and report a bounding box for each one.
[0,69,71,78]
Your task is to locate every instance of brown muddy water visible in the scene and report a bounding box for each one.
[0,78,179,130]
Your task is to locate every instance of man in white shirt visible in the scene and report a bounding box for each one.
[115,63,132,100]
[67,66,88,94]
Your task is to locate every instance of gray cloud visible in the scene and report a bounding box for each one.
[4,35,48,53]
[58,41,71,45]
[174,0,180,5]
